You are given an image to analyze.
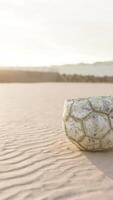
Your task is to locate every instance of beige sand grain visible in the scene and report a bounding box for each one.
[0,83,113,200]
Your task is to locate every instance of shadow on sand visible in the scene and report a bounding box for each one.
[83,150,113,180]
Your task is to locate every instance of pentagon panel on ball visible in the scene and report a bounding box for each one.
[71,98,92,119]
[63,96,113,151]
[88,96,113,114]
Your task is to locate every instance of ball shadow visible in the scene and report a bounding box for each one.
[83,150,113,180]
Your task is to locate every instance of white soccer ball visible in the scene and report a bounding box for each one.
[63,96,113,151]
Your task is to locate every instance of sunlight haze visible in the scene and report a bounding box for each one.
[0,0,113,66]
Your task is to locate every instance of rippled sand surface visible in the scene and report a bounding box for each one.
[0,83,113,200]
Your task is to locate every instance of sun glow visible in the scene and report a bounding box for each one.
[0,0,113,66]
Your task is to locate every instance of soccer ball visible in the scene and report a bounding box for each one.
[63,96,113,151]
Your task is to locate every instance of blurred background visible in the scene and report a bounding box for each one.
[0,0,113,82]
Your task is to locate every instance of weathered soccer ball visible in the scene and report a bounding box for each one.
[63,96,113,151]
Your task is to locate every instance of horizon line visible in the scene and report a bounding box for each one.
[0,60,113,68]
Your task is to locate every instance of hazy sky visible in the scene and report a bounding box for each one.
[0,0,113,66]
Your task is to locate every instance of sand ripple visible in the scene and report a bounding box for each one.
[0,83,113,200]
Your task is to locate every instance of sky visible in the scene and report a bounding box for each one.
[0,0,113,66]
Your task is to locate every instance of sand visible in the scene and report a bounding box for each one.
[0,83,113,200]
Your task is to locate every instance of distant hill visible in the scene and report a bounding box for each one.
[1,61,113,77]
[0,61,113,82]
[48,61,113,76]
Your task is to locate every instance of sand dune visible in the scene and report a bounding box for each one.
[0,83,113,200]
